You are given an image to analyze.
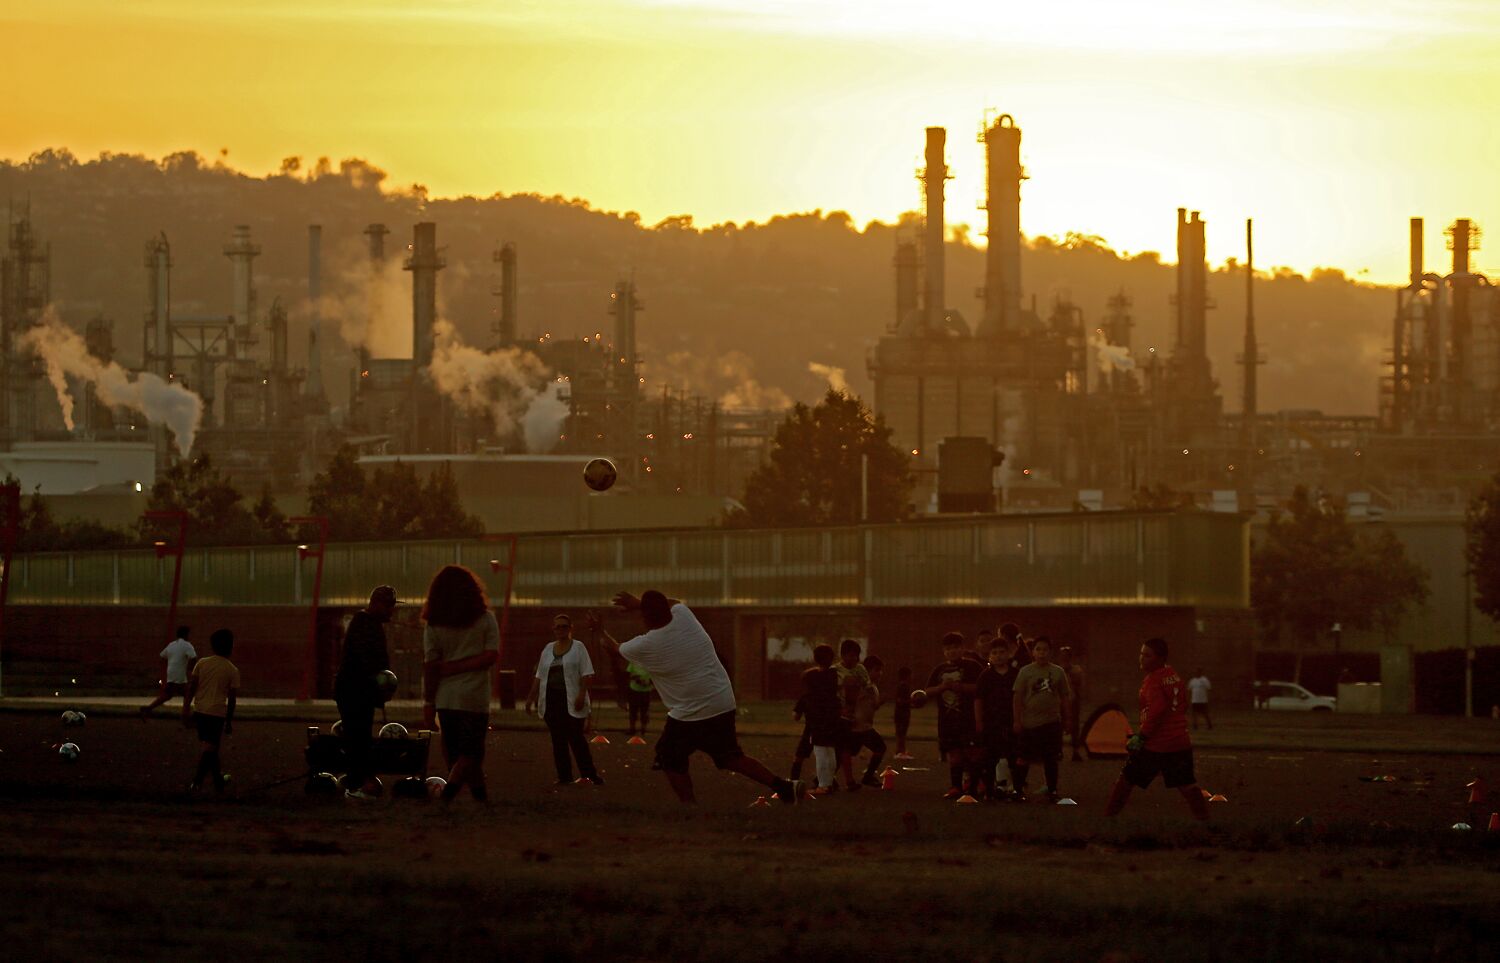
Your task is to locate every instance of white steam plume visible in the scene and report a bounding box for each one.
[808,362,849,395]
[1090,329,1135,374]
[524,379,571,454]
[22,309,203,454]
[648,349,792,411]
[428,320,551,440]
[317,251,414,359]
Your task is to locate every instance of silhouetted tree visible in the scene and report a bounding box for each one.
[139,455,285,546]
[730,389,911,528]
[5,476,133,552]
[305,447,482,541]
[1252,487,1428,680]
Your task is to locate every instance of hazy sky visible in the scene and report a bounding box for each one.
[6,0,1499,283]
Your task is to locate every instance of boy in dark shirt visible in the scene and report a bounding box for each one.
[926,631,982,799]
[335,585,396,798]
[801,643,843,793]
[973,637,1020,800]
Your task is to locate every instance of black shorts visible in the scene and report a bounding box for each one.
[981,729,1014,758]
[1018,721,1063,763]
[655,710,743,774]
[1122,748,1196,789]
[161,681,188,696]
[438,709,489,762]
[194,713,226,747]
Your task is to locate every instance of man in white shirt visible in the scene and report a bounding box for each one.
[139,625,197,720]
[589,590,802,805]
[1186,668,1213,731]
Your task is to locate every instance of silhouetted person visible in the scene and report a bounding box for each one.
[1104,638,1208,821]
[337,586,395,800]
[1187,668,1213,730]
[525,613,602,785]
[140,625,196,719]
[422,566,500,802]
[183,628,238,795]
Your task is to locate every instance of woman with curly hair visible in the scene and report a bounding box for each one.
[421,565,499,802]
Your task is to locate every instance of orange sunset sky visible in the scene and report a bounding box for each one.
[5,0,1499,284]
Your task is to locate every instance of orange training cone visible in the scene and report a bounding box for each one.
[627,736,647,746]
[1468,777,1487,805]
[1488,812,1500,832]
[955,794,980,804]
[590,734,610,745]
[749,796,771,808]
[881,768,898,791]
[1201,788,1213,799]
[1209,794,1228,803]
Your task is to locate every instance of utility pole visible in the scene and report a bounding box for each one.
[1238,218,1265,500]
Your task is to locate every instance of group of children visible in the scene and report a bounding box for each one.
[791,624,1081,802]
[138,624,241,795]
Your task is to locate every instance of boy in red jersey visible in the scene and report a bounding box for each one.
[1103,637,1208,820]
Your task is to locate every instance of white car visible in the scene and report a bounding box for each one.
[1253,680,1337,712]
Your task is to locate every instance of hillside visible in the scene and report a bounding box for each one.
[1,149,1392,416]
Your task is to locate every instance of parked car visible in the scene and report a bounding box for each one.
[1252,680,1337,712]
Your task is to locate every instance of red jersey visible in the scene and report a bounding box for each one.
[1138,665,1191,752]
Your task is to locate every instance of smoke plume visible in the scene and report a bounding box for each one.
[1090,330,1135,374]
[317,252,414,359]
[808,362,849,395]
[427,319,551,440]
[22,309,203,454]
[648,349,793,410]
[523,379,571,454]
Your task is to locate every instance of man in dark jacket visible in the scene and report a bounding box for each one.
[336,585,396,799]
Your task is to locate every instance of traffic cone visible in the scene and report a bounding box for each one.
[881,768,898,791]
[749,796,770,808]
[1201,788,1213,799]
[1209,794,1228,802]
[590,734,610,745]
[955,794,980,804]
[627,736,647,746]
[1488,812,1500,832]
[1467,777,1486,805]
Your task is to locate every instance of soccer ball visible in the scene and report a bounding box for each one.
[59,742,80,762]
[392,776,427,800]
[372,670,399,704]
[583,457,618,492]
[909,689,928,709]
[330,720,344,737]
[425,776,448,799]
[379,722,409,739]
[61,710,84,727]
[305,772,341,797]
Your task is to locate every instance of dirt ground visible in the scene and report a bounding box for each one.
[3,710,1499,961]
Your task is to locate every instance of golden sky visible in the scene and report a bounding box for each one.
[5,0,1499,284]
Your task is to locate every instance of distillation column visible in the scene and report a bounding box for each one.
[923,127,947,331]
[980,114,1024,336]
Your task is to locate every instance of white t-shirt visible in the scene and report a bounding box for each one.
[160,637,197,684]
[1187,676,1212,705]
[424,611,500,713]
[618,604,736,722]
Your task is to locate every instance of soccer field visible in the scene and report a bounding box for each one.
[3,711,1498,961]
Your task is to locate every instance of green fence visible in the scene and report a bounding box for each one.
[4,511,1249,610]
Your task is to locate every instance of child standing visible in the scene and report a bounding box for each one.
[893,666,914,760]
[182,628,239,795]
[846,655,887,788]
[802,643,842,794]
[626,660,654,737]
[1011,636,1072,802]
[834,639,872,791]
[927,632,982,799]
[973,637,1020,799]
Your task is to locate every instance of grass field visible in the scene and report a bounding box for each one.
[3,708,1499,961]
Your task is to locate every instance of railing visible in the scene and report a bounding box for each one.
[3,511,1249,610]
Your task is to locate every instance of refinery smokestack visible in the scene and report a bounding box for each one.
[223,224,260,356]
[1175,208,1207,361]
[405,222,444,367]
[980,114,1024,336]
[494,242,518,346]
[894,239,919,328]
[306,224,324,399]
[923,127,947,332]
[1409,217,1424,287]
[144,234,172,378]
[610,280,642,394]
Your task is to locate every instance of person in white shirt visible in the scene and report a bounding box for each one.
[1187,668,1213,731]
[588,590,802,805]
[139,625,197,720]
[525,613,603,785]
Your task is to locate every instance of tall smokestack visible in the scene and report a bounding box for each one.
[493,242,518,346]
[610,280,642,381]
[923,127,947,332]
[405,222,444,367]
[1240,218,1262,486]
[1174,208,1207,361]
[980,114,1024,336]
[1409,217,1424,287]
[223,225,260,358]
[894,239,919,328]
[359,224,387,375]
[306,224,324,399]
[143,234,171,378]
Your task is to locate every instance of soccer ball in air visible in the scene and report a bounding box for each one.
[379,722,408,739]
[59,742,80,762]
[909,689,928,709]
[583,457,618,492]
